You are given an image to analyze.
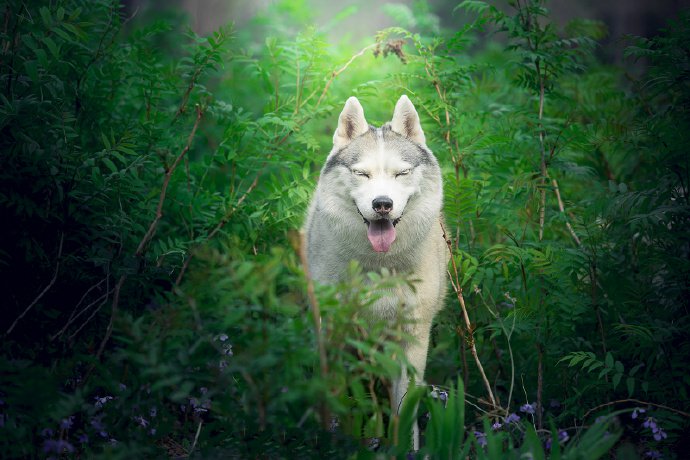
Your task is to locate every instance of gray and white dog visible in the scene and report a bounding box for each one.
[304,95,448,449]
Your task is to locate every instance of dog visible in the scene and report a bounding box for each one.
[304,95,448,450]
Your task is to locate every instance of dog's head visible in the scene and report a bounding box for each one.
[319,95,441,253]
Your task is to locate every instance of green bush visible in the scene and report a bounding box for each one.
[0,0,688,458]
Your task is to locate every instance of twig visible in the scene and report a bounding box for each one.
[441,221,497,409]
[93,106,203,364]
[536,60,548,242]
[551,178,582,247]
[315,44,376,109]
[297,230,331,430]
[7,232,64,334]
[136,106,203,257]
[582,398,690,420]
[188,420,203,456]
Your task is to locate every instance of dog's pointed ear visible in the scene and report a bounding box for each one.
[390,95,426,145]
[333,97,369,148]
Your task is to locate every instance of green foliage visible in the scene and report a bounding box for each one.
[1,0,688,458]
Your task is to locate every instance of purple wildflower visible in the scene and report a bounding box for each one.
[43,439,75,454]
[474,430,487,447]
[558,430,569,443]
[505,413,521,424]
[546,438,552,450]
[645,450,662,459]
[430,386,449,407]
[491,421,502,430]
[94,395,113,409]
[60,416,74,430]
[134,415,149,428]
[219,359,228,371]
[632,407,646,419]
[520,402,536,414]
[218,333,229,342]
[643,417,657,430]
[78,433,89,444]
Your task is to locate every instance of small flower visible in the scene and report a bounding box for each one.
[133,415,149,428]
[430,386,448,406]
[505,413,521,424]
[94,395,113,409]
[546,438,552,450]
[329,416,339,433]
[223,344,234,356]
[520,402,536,414]
[60,416,74,430]
[474,430,487,447]
[218,333,229,342]
[78,433,89,444]
[558,430,569,443]
[632,407,646,420]
[645,450,662,459]
[643,417,657,431]
[491,421,502,430]
[43,439,75,454]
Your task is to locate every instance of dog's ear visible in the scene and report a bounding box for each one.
[333,97,369,148]
[390,95,426,145]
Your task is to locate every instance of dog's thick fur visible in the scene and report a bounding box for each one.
[304,95,448,449]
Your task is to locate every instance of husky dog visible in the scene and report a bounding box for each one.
[304,95,448,449]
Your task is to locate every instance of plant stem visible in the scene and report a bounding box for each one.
[441,222,497,409]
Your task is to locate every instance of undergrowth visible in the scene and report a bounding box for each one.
[0,0,688,458]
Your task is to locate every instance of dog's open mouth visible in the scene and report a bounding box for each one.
[367,219,396,252]
[355,204,401,253]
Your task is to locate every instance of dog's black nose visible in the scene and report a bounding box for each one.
[372,196,393,215]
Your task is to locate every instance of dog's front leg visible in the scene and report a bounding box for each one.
[392,321,432,451]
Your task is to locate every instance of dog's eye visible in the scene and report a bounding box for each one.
[352,169,370,178]
[395,169,411,178]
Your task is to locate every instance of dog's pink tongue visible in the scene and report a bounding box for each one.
[367,219,396,252]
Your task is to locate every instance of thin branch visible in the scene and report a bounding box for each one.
[189,420,203,456]
[136,106,203,257]
[298,230,331,430]
[315,44,377,109]
[551,178,582,247]
[441,221,497,409]
[583,398,690,420]
[7,232,64,334]
[93,106,203,364]
[536,60,548,242]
